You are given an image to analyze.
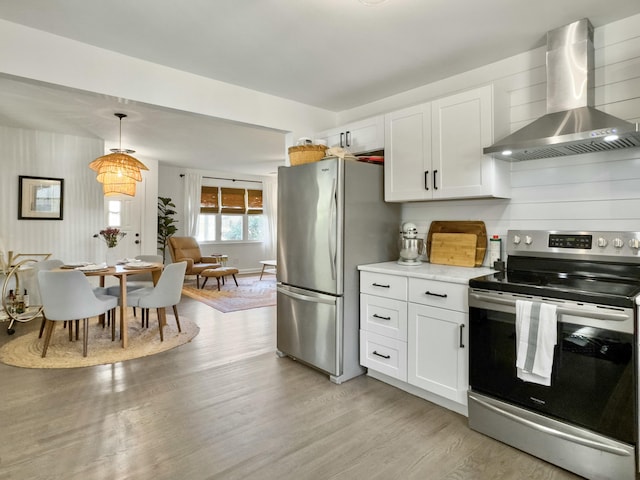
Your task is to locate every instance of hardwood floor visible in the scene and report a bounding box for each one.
[0,296,582,480]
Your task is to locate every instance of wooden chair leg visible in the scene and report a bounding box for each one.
[157,308,164,342]
[231,274,238,286]
[133,307,137,317]
[111,309,116,341]
[196,275,200,289]
[68,320,73,341]
[75,319,80,340]
[82,318,89,357]
[216,277,221,291]
[201,277,209,289]
[41,320,55,358]
[172,305,182,333]
[38,315,47,338]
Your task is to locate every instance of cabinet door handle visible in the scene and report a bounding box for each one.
[340,132,345,148]
[373,351,391,359]
[459,324,465,348]
[424,170,429,191]
[372,314,391,321]
[345,130,351,147]
[433,170,438,190]
[372,283,390,288]
[424,290,447,298]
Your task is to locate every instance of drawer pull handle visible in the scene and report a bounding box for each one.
[372,283,391,288]
[425,290,447,298]
[373,351,391,359]
[373,314,391,321]
[459,324,465,348]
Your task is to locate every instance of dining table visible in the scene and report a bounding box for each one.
[59,263,164,348]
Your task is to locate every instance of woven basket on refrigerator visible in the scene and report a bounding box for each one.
[288,145,327,165]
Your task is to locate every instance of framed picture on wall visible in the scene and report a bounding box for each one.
[18,176,64,220]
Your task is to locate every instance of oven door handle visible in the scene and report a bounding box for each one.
[469,293,631,322]
[469,393,633,457]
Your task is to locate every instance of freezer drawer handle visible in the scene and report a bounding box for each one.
[459,324,465,348]
[372,351,391,359]
[277,287,336,305]
[372,283,391,288]
[372,314,391,321]
[425,290,447,298]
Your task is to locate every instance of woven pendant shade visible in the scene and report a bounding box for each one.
[91,113,147,197]
[101,174,137,196]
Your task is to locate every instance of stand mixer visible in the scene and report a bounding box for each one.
[398,222,425,265]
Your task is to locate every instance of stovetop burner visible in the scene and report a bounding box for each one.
[469,230,640,308]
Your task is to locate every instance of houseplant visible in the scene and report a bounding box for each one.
[94,227,126,266]
[157,197,178,262]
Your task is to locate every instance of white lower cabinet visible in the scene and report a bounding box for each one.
[359,269,471,414]
[407,303,468,404]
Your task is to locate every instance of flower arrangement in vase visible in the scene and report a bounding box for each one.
[95,227,126,248]
[94,228,126,266]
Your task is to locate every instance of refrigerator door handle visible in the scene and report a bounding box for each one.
[328,178,337,280]
[277,285,337,305]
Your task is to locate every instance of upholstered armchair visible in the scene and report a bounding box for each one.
[168,236,222,288]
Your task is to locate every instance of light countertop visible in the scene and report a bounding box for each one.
[358,261,496,285]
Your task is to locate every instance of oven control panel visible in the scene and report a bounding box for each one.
[508,230,640,261]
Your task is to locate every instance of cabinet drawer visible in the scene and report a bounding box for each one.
[360,330,407,381]
[408,278,468,311]
[360,272,407,301]
[360,294,407,340]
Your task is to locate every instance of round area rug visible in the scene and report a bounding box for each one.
[0,316,199,369]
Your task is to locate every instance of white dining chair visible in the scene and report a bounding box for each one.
[31,259,64,338]
[37,270,118,357]
[124,261,187,341]
[106,254,163,325]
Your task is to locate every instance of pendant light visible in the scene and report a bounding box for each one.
[89,113,148,196]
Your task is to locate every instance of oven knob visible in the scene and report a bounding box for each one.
[524,235,533,245]
[629,238,640,250]
[513,235,521,245]
[613,238,624,249]
[597,237,608,248]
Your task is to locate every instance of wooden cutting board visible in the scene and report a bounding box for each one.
[429,233,478,267]
[427,221,487,266]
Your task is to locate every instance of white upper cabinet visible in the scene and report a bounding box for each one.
[384,85,511,202]
[315,115,384,154]
[384,103,432,202]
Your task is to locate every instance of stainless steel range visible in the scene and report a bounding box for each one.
[468,230,640,480]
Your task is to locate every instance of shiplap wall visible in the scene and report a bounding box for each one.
[0,126,105,263]
[400,14,640,262]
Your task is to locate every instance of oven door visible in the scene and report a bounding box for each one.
[468,289,635,445]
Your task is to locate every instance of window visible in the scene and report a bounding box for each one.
[196,184,264,242]
[107,200,122,227]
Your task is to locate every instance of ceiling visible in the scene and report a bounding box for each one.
[1,0,640,176]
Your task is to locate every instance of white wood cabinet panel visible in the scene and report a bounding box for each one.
[360,330,407,381]
[360,294,407,340]
[384,85,510,202]
[408,277,468,311]
[407,303,468,404]
[360,271,407,301]
[316,115,384,154]
[384,104,431,202]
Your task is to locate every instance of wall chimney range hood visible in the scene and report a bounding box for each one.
[484,18,640,161]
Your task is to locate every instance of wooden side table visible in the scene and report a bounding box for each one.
[259,260,277,280]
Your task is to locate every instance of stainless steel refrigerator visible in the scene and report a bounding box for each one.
[276,156,400,383]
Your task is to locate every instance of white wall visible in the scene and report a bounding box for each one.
[339,14,640,265]
[0,126,105,263]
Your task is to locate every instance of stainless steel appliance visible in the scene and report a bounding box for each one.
[468,230,640,480]
[484,19,640,161]
[397,222,425,265]
[276,157,400,384]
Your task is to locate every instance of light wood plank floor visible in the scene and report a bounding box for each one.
[0,296,582,480]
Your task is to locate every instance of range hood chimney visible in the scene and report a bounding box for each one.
[484,18,640,161]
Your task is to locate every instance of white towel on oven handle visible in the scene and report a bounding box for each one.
[515,299,557,386]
